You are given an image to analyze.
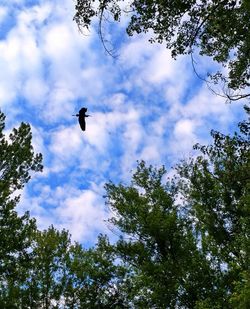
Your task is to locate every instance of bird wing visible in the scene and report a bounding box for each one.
[78,115,86,131]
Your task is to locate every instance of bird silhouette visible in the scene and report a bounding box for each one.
[73,107,90,131]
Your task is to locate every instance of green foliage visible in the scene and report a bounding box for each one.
[74,0,250,92]
[175,107,250,307]
[230,271,250,309]
[103,109,250,307]
[64,234,131,308]
[176,107,249,265]
[23,226,71,308]
[105,161,217,308]
[0,110,43,307]
[0,107,249,307]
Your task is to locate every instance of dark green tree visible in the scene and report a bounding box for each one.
[0,106,248,307]
[64,234,132,308]
[0,110,131,308]
[103,108,249,308]
[176,106,250,308]
[24,226,71,308]
[104,161,216,308]
[74,0,250,99]
[0,110,43,307]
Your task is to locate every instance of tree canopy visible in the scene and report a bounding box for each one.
[74,0,250,99]
[104,108,250,308]
[0,110,43,307]
[1,1,249,306]
[0,105,249,307]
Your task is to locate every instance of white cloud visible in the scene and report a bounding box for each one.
[19,184,110,243]
[55,189,108,242]
[2,0,246,247]
[184,86,228,118]
[43,24,78,60]
[142,49,176,84]
[120,35,153,68]
[119,35,192,103]
[0,6,8,24]
[49,125,83,162]
[0,4,47,106]
[0,36,21,104]
[23,78,49,105]
[174,119,196,138]
[140,144,161,162]
[0,1,96,118]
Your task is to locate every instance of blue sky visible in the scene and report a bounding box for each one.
[0,0,246,245]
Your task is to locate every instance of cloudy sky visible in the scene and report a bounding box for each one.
[1,0,245,245]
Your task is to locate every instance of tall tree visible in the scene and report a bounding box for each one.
[104,161,216,308]
[74,0,250,99]
[24,226,71,309]
[64,234,132,308]
[0,110,43,307]
[103,108,250,308]
[176,106,250,308]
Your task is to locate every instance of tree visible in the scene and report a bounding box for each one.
[74,0,250,99]
[23,226,71,309]
[0,110,43,307]
[176,106,250,307]
[1,107,248,307]
[22,228,132,308]
[103,108,250,307]
[0,110,130,307]
[64,234,132,308]
[104,161,217,308]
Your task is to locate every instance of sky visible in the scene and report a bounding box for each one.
[0,0,246,246]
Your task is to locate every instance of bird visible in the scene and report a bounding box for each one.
[73,107,90,131]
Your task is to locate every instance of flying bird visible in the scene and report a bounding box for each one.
[73,107,90,131]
